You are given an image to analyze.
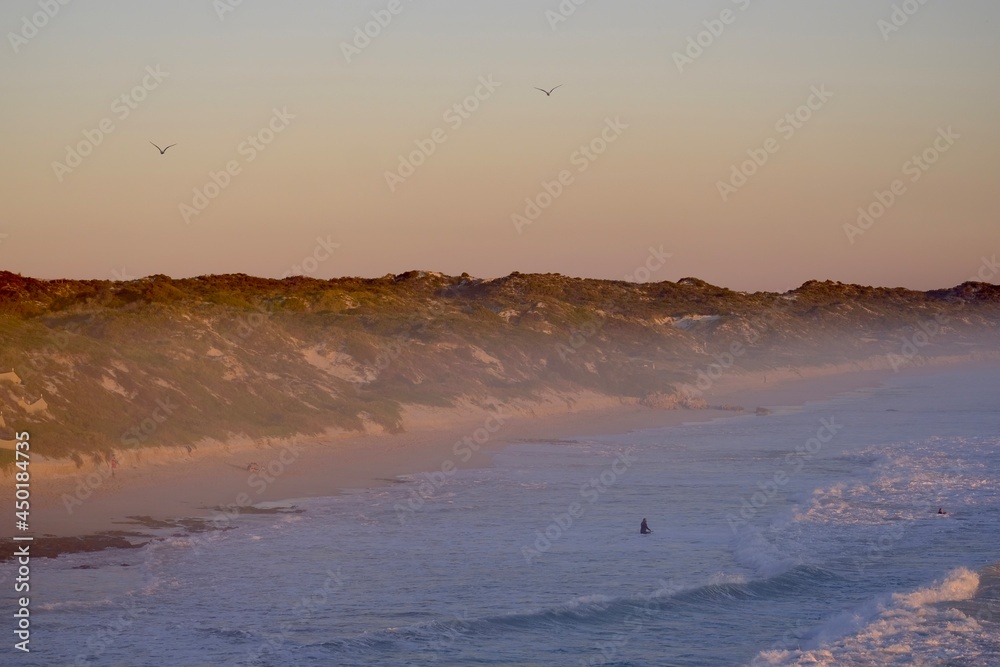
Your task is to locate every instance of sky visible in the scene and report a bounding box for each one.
[1,0,998,292]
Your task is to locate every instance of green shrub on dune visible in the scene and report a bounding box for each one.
[0,270,996,464]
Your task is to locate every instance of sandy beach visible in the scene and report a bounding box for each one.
[4,356,992,542]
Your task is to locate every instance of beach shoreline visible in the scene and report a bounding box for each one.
[5,355,995,544]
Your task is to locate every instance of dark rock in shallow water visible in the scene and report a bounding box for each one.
[117,515,232,533]
[0,534,147,561]
[208,505,304,515]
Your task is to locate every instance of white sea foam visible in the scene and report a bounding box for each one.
[732,525,801,578]
[709,572,749,586]
[751,568,988,666]
[37,598,118,611]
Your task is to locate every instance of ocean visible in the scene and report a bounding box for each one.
[4,366,1000,666]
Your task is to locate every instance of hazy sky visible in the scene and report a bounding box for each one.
[2,0,998,291]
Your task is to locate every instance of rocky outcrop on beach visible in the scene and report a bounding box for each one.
[0,270,997,462]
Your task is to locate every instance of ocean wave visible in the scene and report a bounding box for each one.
[37,598,119,611]
[789,438,1000,530]
[689,565,839,605]
[310,567,838,658]
[896,567,979,608]
[199,626,260,642]
[310,594,644,656]
[720,435,1000,596]
[709,572,749,586]
[749,566,1000,666]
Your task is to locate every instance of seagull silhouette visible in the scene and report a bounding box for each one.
[535,85,563,97]
[149,141,176,154]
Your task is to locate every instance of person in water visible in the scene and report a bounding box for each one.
[938,507,947,515]
[640,518,651,534]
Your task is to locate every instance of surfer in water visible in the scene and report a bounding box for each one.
[938,507,947,515]
[640,518,651,534]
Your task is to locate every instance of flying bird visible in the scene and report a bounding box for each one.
[149,141,176,154]
[535,85,563,97]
